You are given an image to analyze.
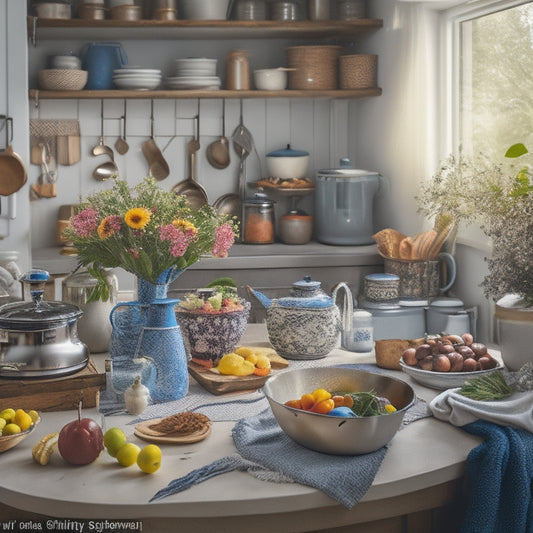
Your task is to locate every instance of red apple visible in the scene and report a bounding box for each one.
[58,403,104,465]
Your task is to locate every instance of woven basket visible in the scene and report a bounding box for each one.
[287,45,341,90]
[38,69,88,91]
[339,54,377,89]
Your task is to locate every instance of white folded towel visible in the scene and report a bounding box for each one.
[429,388,533,431]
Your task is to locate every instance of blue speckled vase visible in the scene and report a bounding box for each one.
[136,298,189,403]
[109,268,187,401]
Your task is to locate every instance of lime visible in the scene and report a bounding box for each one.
[3,423,22,435]
[103,427,127,458]
[137,444,162,474]
[116,442,140,467]
[14,409,33,431]
[0,408,16,423]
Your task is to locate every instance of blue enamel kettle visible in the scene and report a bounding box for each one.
[82,42,127,90]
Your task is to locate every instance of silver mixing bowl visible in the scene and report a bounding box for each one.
[263,367,415,455]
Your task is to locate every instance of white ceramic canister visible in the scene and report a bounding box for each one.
[363,304,426,341]
[342,309,374,352]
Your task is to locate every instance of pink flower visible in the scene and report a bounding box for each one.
[159,224,191,258]
[212,223,235,258]
[71,207,99,237]
[128,248,140,259]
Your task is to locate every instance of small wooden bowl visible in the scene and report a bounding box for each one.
[0,417,40,453]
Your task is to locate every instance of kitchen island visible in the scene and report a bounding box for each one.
[0,324,482,533]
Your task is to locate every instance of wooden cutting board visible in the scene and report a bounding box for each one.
[188,346,289,396]
[57,135,81,165]
[134,418,211,444]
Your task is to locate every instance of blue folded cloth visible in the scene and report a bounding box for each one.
[460,420,533,533]
[150,408,388,508]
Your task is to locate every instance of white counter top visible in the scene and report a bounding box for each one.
[0,325,483,532]
[32,243,382,275]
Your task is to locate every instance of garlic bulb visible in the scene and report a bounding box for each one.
[124,376,150,415]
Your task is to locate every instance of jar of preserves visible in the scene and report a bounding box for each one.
[242,193,275,244]
[226,50,250,90]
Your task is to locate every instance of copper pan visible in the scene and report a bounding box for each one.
[0,117,27,196]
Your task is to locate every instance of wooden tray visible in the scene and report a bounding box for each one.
[188,345,288,396]
[0,360,105,412]
[134,418,211,444]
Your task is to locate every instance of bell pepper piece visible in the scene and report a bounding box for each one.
[300,393,315,411]
[310,398,335,414]
[284,399,303,409]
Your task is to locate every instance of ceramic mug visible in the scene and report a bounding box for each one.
[383,253,456,301]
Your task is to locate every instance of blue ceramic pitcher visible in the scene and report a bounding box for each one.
[82,42,127,90]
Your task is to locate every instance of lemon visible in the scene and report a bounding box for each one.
[3,423,22,435]
[28,410,40,424]
[103,427,127,458]
[0,418,6,434]
[217,353,255,376]
[14,409,33,431]
[116,442,140,467]
[137,444,162,474]
[0,408,16,423]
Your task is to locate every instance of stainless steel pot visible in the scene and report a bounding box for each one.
[0,270,88,378]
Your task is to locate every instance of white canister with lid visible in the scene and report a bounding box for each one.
[342,309,374,352]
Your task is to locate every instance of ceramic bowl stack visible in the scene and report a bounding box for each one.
[166,58,220,90]
[113,68,162,90]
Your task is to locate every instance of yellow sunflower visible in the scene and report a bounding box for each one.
[172,219,198,235]
[125,207,151,230]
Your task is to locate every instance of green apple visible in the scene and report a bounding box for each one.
[103,427,127,458]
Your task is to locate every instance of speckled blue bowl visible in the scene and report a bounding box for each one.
[176,300,251,363]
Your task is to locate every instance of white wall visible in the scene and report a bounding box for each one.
[0,0,31,271]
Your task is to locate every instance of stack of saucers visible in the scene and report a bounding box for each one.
[113,68,162,90]
[166,58,221,90]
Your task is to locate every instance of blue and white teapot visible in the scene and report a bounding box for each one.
[247,276,351,360]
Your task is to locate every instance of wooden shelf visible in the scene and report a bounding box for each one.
[29,87,382,103]
[27,17,383,42]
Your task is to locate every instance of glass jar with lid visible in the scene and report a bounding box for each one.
[226,50,251,90]
[242,193,276,244]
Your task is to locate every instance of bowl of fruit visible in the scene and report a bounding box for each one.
[263,367,415,455]
[176,284,251,366]
[399,333,503,390]
[0,408,40,453]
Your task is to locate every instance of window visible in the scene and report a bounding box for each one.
[447,1,533,158]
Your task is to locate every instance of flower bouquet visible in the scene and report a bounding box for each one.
[63,178,237,289]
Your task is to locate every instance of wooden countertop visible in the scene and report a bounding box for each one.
[0,325,483,532]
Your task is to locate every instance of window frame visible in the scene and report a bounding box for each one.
[439,0,532,250]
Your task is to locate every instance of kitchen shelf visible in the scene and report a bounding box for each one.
[27,17,383,43]
[29,87,382,104]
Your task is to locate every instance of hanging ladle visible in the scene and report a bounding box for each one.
[92,100,115,159]
[206,99,230,170]
[115,100,129,155]
[92,101,119,181]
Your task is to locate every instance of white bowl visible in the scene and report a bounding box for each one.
[175,58,217,76]
[50,55,82,70]
[178,0,230,20]
[399,359,504,390]
[254,69,288,91]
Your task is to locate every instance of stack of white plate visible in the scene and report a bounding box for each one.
[113,68,162,90]
[166,58,221,90]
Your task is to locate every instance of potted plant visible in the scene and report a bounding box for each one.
[416,143,533,370]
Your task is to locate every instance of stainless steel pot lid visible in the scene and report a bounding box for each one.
[317,158,380,179]
[0,269,83,330]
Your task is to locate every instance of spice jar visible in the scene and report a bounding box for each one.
[226,50,250,90]
[242,193,275,244]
